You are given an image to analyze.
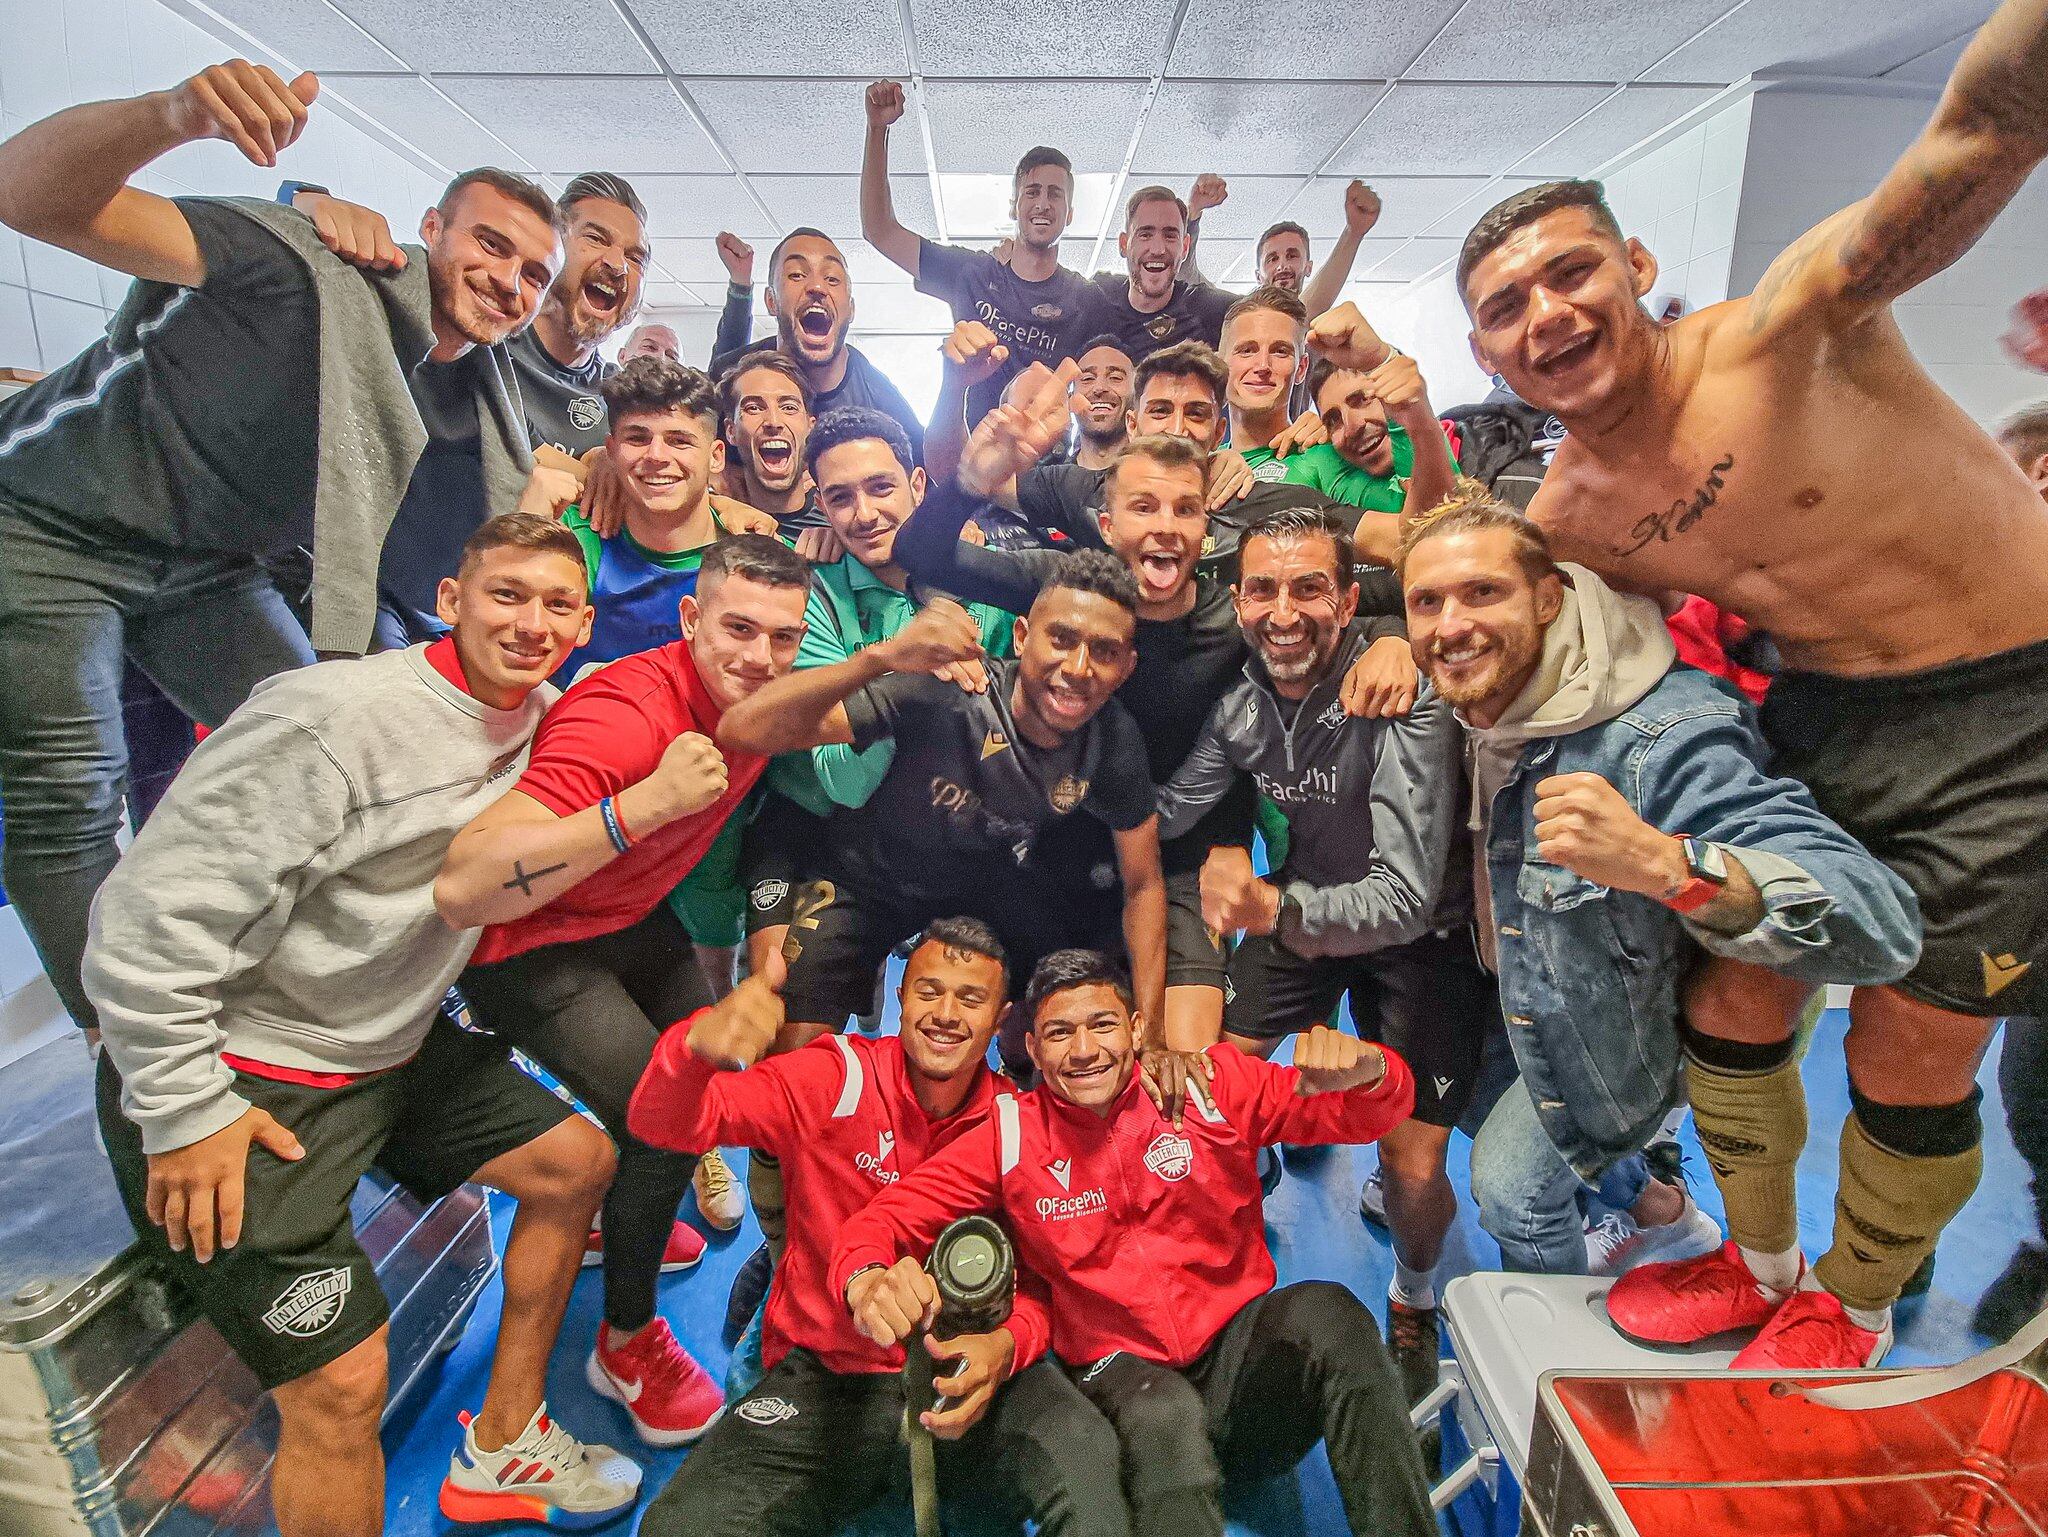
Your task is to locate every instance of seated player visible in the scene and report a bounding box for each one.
[1155,504,1492,1402]
[83,513,636,1536]
[832,949,1436,1537]
[626,921,1127,1537]
[435,536,814,1447]
[715,554,1167,1057]
[1399,490,1924,1353]
[719,348,825,537]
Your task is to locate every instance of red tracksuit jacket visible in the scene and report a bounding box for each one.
[626,1024,1051,1375]
[830,1042,1415,1369]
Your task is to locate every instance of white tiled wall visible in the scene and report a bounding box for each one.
[0,0,450,375]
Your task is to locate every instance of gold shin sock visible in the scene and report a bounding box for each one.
[1683,1047,1808,1256]
[1813,1111,1982,1314]
[749,1149,787,1265]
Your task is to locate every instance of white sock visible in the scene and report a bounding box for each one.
[1390,1258,1437,1311]
[1798,1271,1890,1333]
[1740,1244,1803,1294]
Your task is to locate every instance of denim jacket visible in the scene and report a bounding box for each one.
[1483,666,1922,1180]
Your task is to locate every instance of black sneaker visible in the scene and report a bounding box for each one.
[1385,1298,1441,1408]
[1973,1242,2048,1343]
[1644,1136,1687,1189]
[723,1242,772,1349]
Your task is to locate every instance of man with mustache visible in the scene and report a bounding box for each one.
[1153,505,1497,1402]
[0,60,561,1044]
[863,81,1101,426]
[435,536,814,1450]
[830,947,1436,1537]
[719,349,826,537]
[1398,489,1923,1358]
[627,920,1128,1537]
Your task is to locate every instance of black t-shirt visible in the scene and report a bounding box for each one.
[1088,272,1235,357]
[812,345,927,467]
[916,239,1100,424]
[0,197,320,554]
[376,349,493,638]
[511,328,614,456]
[834,658,1154,898]
[775,486,829,537]
[1016,463,1109,546]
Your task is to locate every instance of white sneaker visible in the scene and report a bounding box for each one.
[1586,1193,1724,1278]
[439,1403,641,1529]
[694,1149,745,1232]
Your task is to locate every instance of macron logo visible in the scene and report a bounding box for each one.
[854,1128,900,1184]
[1047,1158,1072,1191]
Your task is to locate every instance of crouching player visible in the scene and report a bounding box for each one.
[83,512,638,1534]
[830,949,1437,1537]
[626,920,1127,1536]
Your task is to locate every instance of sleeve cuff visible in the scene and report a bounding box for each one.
[1682,845,1837,965]
[831,1242,899,1305]
[138,1086,254,1157]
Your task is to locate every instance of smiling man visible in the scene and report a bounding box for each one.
[1221,286,1313,480]
[830,947,1435,1537]
[720,349,824,536]
[1090,186,1236,358]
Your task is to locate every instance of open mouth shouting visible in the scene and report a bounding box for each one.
[1038,675,1096,727]
[753,432,798,483]
[580,267,626,321]
[794,299,840,352]
[1531,328,1599,382]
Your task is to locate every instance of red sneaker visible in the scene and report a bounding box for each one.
[1606,1241,1795,1349]
[585,1318,726,1446]
[1731,1287,1892,1370]
[581,1219,706,1273]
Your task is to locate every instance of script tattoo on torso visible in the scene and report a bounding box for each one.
[1614,453,1735,557]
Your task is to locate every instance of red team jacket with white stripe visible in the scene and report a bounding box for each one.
[626,1025,1051,1375]
[830,1042,1415,1369]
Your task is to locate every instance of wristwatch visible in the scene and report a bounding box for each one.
[1661,836,1729,915]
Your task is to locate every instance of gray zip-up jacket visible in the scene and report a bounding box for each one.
[1156,628,1464,959]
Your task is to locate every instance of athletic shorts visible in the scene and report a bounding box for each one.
[1222,926,1497,1127]
[1165,867,1229,992]
[95,1016,571,1390]
[1761,636,2048,1016]
[740,796,824,937]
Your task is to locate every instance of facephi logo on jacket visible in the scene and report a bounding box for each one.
[855,1128,899,1183]
[1047,1157,1072,1190]
[1143,1130,1194,1183]
[1036,1186,1109,1221]
[737,1396,799,1425]
[263,1267,352,1337]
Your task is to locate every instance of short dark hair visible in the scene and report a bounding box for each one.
[1258,220,1312,259]
[600,356,719,428]
[1133,341,1225,410]
[1023,948,1133,1025]
[1222,284,1308,336]
[559,171,646,224]
[1076,334,1132,362]
[457,509,587,587]
[1398,477,1559,584]
[1304,355,1355,411]
[718,347,814,433]
[1997,403,2048,468]
[916,917,1009,988]
[769,225,842,276]
[1103,433,1206,497]
[1014,146,1073,191]
[1242,505,1355,593]
[438,167,567,238]
[806,405,916,482]
[1124,184,1188,227]
[1457,179,1624,298]
[699,532,813,594]
[1039,548,1141,618]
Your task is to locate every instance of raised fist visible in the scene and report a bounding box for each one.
[642,732,729,825]
[1188,173,1229,218]
[1306,301,1395,373]
[1344,180,1382,237]
[943,320,1010,386]
[866,80,907,129]
[878,599,987,677]
[1293,1025,1385,1096]
[716,231,755,286]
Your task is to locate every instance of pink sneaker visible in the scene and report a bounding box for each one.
[1606,1241,1795,1350]
[585,1318,725,1446]
[581,1219,706,1273]
[1731,1287,1893,1370]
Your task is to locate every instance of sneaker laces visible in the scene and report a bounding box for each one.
[698,1152,734,1201]
[1387,1302,1433,1352]
[507,1410,585,1476]
[1754,1290,1872,1364]
[1585,1212,1640,1268]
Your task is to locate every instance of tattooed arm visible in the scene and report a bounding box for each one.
[1746,0,2048,340]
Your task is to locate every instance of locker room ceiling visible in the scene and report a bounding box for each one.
[172,0,1994,334]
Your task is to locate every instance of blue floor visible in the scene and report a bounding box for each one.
[376,1001,2036,1536]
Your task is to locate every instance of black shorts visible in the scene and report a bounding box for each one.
[740,795,824,936]
[1762,637,2048,1016]
[1165,867,1229,992]
[95,1016,571,1390]
[1222,927,1497,1127]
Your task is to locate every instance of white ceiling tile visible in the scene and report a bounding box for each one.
[634,175,776,239]
[909,0,1177,75]
[650,232,920,287]
[1135,82,1373,175]
[1124,172,1302,241]
[1303,175,1493,238]
[643,279,711,309]
[329,0,657,73]
[687,77,927,173]
[1515,85,1722,176]
[1328,82,1613,176]
[632,0,907,75]
[1358,237,1462,283]
[432,76,719,173]
[1423,177,1547,237]
[847,286,955,331]
[921,80,1148,174]
[1884,34,1970,84]
[1167,0,1460,80]
[1191,238,1258,282]
[323,76,530,170]
[751,175,936,241]
[1643,0,1996,84]
[1407,0,1737,82]
[196,0,405,71]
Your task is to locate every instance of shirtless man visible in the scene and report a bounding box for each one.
[1314,0,2048,1369]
